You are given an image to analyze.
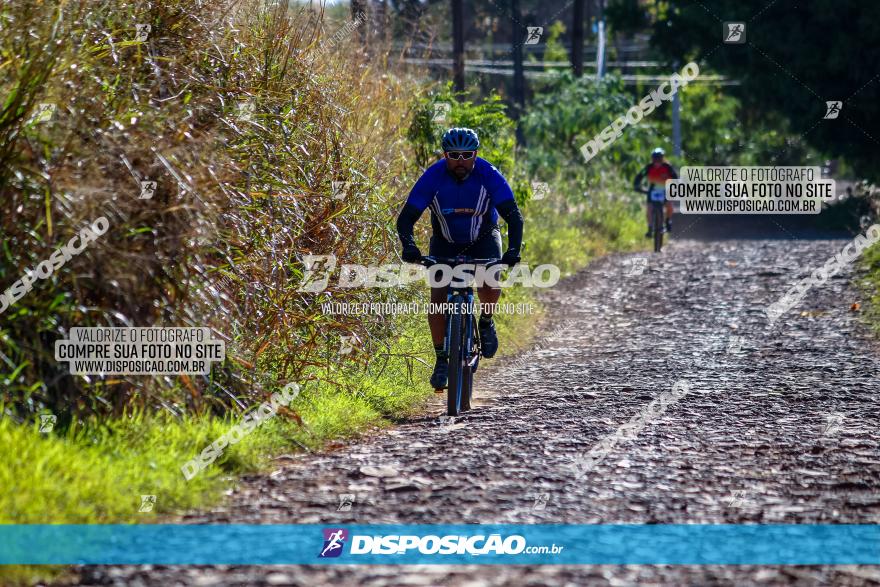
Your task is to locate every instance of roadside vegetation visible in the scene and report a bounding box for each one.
[3,0,877,585]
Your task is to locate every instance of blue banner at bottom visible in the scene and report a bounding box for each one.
[1,524,878,565]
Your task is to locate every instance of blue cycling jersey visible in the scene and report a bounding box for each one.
[405,157,515,244]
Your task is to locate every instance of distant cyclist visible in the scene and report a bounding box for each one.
[633,147,678,237]
[396,128,524,390]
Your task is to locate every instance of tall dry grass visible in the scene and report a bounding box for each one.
[0,0,421,423]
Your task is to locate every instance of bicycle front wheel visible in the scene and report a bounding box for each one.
[653,203,664,253]
[447,301,466,416]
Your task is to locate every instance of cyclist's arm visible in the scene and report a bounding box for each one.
[666,163,679,180]
[633,165,647,190]
[396,169,434,248]
[396,203,423,249]
[496,200,523,254]
[482,161,523,254]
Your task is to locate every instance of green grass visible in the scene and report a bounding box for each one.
[0,315,436,584]
[858,239,880,336]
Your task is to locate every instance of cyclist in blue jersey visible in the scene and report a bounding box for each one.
[396,128,524,390]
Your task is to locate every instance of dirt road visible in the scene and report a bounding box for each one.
[76,217,880,586]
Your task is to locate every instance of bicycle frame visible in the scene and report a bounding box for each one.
[637,186,667,253]
[420,255,501,415]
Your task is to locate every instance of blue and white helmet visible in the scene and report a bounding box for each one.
[651,147,665,157]
[441,127,480,151]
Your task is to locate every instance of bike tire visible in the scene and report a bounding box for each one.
[653,203,664,253]
[447,301,465,416]
[461,316,475,411]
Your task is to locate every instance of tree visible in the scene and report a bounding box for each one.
[631,0,880,181]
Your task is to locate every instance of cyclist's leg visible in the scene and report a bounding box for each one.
[476,228,503,357]
[476,227,503,310]
[429,285,448,346]
[427,236,452,388]
[477,285,500,307]
[665,200,673,231]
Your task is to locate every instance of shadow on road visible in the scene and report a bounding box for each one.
[673,212,855,241]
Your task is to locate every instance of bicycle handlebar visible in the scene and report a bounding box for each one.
[418,255,503,268]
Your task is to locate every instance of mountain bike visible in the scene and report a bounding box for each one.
[420,255,502,416]
[636,186,667,253]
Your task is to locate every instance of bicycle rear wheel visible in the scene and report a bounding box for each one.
[653,203,664,253]
[446,300,466,416]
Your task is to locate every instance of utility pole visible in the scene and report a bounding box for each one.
[672,61,682,156]
[511,0,525,115]
[452,0,465,92]
[596,0,606,80]
[571,0,584,76]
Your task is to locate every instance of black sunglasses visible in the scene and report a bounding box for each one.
[446,151,476,160]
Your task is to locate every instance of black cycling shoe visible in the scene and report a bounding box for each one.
[644,229,653,238]
[665,219,672,233]
[430,356,448,389]
[479,317,498,358]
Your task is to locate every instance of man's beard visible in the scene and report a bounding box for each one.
[452,166,471,180]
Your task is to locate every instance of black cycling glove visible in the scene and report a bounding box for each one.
[402,244,422,263]
[500,248,521,267]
